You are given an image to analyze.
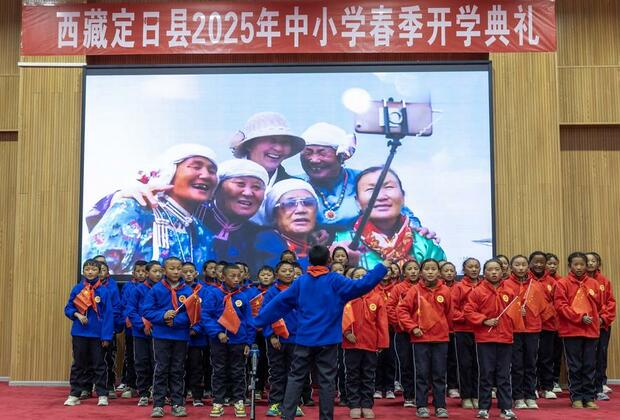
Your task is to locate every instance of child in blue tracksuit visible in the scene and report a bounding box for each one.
[182,261,211,407]
[119,260,147,397]
[142,257,193,418]
[203,263,255,418]
[125,260,163,406]
[93,258,124,397]
[63,259,114,407]
[262,261,304,417]
[255,245,389,420]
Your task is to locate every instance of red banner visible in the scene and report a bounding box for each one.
[21,1,556,55]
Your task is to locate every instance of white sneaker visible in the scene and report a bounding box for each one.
[403,400,416,408]
[121,388,134,398]
[373,391,383,399]
[491,389,497,399]
[138,396,149,406]
[542,390,557,399]
[395,381,403,392]
[385,391,396,399]
[448,389,460,399]
[552,383,562,393]
[534,390,539,399]
[116,383,127,391]
[514,399,527,409]
[98,396,109,406]
[603,385,613,394]
[525,399,538,409]
[64,395,80,406]
[476,410,489,419]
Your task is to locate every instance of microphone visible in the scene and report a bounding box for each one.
[250,344,259,374]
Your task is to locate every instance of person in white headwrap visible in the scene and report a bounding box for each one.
[84,144,218,273]
[195,159,269,267]
[254,179,319,271]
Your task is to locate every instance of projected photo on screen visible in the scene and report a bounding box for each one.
[80,64,494,276]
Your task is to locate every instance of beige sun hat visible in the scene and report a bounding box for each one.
[230,112,306,159]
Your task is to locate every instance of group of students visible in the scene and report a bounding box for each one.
[63,248,615,420]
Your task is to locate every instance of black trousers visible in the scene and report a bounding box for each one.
[210,339,246,404]
[122,333,137,388]
[553,333,563,384]
[455,332,478,399]
[375,331,396,393]
[564,337,597,402]
[153,339,187,407]
[185,346,207,399]
[134,336,155,397]
[345,349,378,409]
[511,332,539,400]
[595,328,611,393]
[282,344,338,420]
[255,332,269,392]
[267,341,296,404]
[337,345,347,403]
[477,343,512,411]
[447,333,458,390]
[70,336,108,397]
[395,332,415,400]
[102,333,117,390]
[414,342,447,409]
[537,330,557,391]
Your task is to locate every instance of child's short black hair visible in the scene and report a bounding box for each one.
[217,260,228,266]
[280,250,297,260]
[146,260,161,271]
[202,260,217,270]
[182,261,196,269]
[495,254,509,261]
[222,263,241,275]
[309,245,330,266]
[420,258,440,270]
[545,252,559,261]
[235,261,249,269]
[586,252,602,264]
[83,259,101,270]
[163,256,182,267]
[462,257,480,270]
[352,267,368,278]
[568,252,588,265]
[331,246,349,259]
[510,255,528,265]
[133,260,148,269]
[99,261,109,270]
[483,258,502,271]
[258,265,275,274]
[274,261,293,273]
[528,251,547,263]
[291,261,302,269]
[403,259,420,271]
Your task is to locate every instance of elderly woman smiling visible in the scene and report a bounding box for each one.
[84,144,218,273]
[255,179,319,270]
[334,166,446,269]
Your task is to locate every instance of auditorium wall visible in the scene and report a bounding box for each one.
[0,0,618,382]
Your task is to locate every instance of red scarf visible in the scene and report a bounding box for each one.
[308,266,330,277]
[162,278,182,310]
[74,279,101,316]
[143,279,154,288]
[218,286,242,334]
[355,215,413,264]
[276,282,290,291]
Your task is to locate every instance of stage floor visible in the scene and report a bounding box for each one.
[0,383,616,419]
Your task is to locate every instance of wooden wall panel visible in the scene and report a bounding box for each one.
[10,66,83,382]
[561,126,620,379]
[0,136,17,378]
[490,52,565,257]
[559,66,620,125]
[0,0,20,131]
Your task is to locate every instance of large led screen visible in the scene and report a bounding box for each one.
[81,64,494,276]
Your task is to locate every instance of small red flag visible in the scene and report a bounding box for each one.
[250,293,265,317]
[342,302,356,331]
[218,295,241,334]
[272,319,289,339]
[571,286,593,315]
[184,293,202,327]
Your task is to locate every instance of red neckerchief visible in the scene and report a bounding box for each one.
[355,214,413,265]
[162,278,183,310]
[275,282,290,291]
[79,279,101,315]
[143,279,155,288]
[308,266,330,277]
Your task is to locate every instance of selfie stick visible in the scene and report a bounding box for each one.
[350,99,407,250]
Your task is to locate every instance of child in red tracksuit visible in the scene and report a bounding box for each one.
[545,252,564,392]
[585,252,616,400]
[504,255,554,409]
[555,252,603,409]
[451,258,481,409]
[373,269,397,399]
[398,259,452,419]
[529,251,560,399]
[440,262,459,398]
[343,267,389,419]
[386,259,420,407]
[464,259,517,420]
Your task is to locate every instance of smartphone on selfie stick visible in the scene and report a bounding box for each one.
[349,99,433,250]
